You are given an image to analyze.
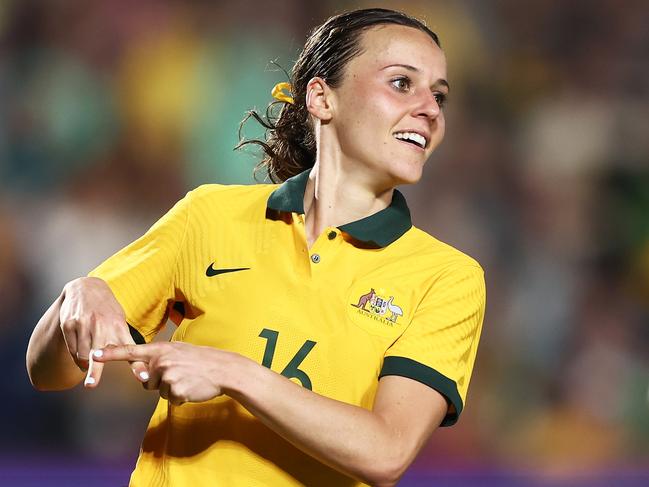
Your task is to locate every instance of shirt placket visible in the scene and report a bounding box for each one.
[307,226,343,280]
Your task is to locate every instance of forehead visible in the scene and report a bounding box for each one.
[352,24,446,75]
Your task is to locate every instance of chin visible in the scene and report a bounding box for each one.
[390,161,425,187]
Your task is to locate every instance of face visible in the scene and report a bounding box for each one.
[325,24,448,188]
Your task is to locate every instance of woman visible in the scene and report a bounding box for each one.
[27,8,485,487]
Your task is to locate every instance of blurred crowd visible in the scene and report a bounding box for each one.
[1,0,647,478]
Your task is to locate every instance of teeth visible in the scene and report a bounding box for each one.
[393,131,426,148]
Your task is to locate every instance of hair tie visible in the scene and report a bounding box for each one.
[271,82,294,104]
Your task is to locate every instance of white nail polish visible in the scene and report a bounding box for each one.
[85,376,96,385]
[139,371,150,381]
[93,349,103,358]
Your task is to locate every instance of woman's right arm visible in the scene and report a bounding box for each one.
[26,276,148,391]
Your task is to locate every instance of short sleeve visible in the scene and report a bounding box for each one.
[88,193,191,341]
[379,264,485,426]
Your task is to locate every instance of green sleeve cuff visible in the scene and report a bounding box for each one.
[379,356,463,427]
[128,324,146,345]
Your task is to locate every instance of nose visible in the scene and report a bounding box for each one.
[413,90,441,120]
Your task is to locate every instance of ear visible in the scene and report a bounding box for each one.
[305,77,333,122]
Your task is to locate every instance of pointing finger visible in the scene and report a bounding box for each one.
[86,350,150,386]
[93,343,158,363]
[114,326,150,383]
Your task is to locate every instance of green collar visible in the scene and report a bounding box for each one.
[267,169,412,247]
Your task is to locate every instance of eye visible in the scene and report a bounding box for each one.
[390,76,411,92]
[434,92,448,108]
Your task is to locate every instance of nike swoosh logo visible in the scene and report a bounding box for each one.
[206,263,250,277]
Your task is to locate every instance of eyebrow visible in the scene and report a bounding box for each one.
[381,63,450,91]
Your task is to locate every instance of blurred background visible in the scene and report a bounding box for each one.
[1,0,648,485]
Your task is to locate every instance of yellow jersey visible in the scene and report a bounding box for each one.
[89,169,486,486]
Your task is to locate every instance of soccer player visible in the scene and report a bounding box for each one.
[27,8,485,487]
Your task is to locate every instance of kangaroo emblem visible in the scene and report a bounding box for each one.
[386,296,403,323]
[354,288,376,310]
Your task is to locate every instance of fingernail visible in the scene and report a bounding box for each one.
[139,371,150,381]
[85,376,96,385]
[92,349,103,358]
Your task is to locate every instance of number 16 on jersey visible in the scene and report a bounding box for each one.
[259,328,317,390]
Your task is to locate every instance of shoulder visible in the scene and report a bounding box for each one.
[399,226,483,275]
[180,182,279,218]
[370,226,483,304]
[187,182,278,206]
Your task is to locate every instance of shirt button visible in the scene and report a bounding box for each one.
[311,254,321,264]
[327,231,337,240]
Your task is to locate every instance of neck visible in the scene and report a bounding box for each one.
[303,129,394,247]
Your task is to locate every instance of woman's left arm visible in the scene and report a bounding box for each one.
[95,342,447,487]
[230,351,447,487]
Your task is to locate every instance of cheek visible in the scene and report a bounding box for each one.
[343,78,396,117]
[333,81,400,154]
[371,89,402,117]
[430,114,446,147]
[341,96,389,141]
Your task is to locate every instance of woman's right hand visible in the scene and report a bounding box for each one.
[59,277,149,388]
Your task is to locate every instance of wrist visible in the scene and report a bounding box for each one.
[220,351,259,400]
[63,276,94,295]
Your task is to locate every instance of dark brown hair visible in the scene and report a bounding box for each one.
[237,8,440,182]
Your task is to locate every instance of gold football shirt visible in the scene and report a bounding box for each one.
[89,169,486,486]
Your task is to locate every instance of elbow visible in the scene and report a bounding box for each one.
[26,360,50,391]
[27,371,77,392]
[27,371,49,392]
[360,453,410,487]
[355,420,424,486]
[25,352,42,390]
[28,376,49,392]
[25,348,48,391]
[26,356,78,392]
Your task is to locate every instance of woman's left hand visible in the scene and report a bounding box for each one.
[93,342,240,405]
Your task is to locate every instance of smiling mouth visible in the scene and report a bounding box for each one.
[393,131,427,149]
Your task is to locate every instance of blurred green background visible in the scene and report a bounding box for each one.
[1,0,648,485]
